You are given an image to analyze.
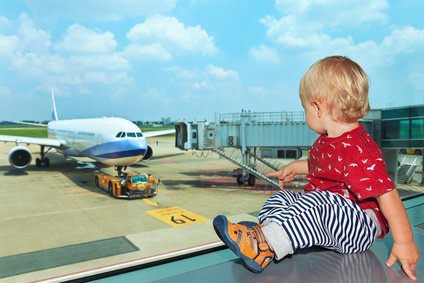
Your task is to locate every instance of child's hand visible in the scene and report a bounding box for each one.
[266,166,296,189]
[386,241,419,280]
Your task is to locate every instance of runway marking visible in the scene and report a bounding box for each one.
[143,199,160,207]
[146,207,208,227]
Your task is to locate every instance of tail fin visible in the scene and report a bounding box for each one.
[51,88,59,121]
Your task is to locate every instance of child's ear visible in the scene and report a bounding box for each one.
[312,100,326,118]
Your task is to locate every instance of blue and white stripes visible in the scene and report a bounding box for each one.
[258,190,378,258]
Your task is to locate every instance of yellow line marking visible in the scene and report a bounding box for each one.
[143,199,160,207]
[146,207,208,227]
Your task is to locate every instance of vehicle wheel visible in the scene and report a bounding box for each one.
[95,176,99,187]
[108,182,113,195]
[247,175,256,186]
[400,149,406,154]
[415,149,422,155]
[236,174,243,185]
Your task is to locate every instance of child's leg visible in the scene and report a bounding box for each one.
[259,190,379,260]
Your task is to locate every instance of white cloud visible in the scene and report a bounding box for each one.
[68,54,130,71]
[207,65,238,79]
[124,43,172,61]
[56,24,117,54]
[0,34,19,57]
[165,66,197,79]
[126,15,218,60]
[263,0,388,48]
[18,14,51,54]
[249,45,281,64]
[274,0,388,26]
[382,26,424,54]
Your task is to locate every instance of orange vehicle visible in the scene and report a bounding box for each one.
[94,172,158,199]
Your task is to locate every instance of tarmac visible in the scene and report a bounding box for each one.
[0,136,276,282]
[0,136,422,282]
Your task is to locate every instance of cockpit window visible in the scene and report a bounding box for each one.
[127,132,136,137]
[137,132,143,137]
[116,132,122,138]
[121,132,126,137]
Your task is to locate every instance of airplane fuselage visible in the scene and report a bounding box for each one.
[48,117,147,166]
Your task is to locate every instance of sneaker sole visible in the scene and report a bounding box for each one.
[213,215,264,273]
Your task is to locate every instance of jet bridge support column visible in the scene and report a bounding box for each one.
[238,111,256,186]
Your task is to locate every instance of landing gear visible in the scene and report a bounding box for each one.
[115,166,127,177]
[35,145,51,167]
[235,173,256,187]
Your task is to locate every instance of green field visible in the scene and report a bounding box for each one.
[0,128,48,137]
[0,125,175,138]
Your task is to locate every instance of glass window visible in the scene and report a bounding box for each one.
[382,120,400,139]
[127,132,136,137]
[115,132,122,138]
[411,119,424,139]
[136,132,143,137]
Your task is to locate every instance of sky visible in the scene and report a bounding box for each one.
[0,0,423,121]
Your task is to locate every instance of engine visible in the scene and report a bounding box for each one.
[9,146,32,169]
[142,145,153,160]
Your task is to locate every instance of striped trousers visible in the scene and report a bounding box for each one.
[258,190,379,260]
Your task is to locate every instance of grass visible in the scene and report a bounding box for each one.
[0,128,48,137]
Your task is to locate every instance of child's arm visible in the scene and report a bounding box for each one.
[377,189,420,280]
[266,159,308,188]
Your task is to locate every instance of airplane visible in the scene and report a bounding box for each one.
[0,90,175,175]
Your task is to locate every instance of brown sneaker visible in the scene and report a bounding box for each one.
[213,215,274,273]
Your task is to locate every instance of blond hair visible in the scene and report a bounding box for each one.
[299,56,370,123]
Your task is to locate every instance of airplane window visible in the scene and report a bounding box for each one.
[1,2,423,283]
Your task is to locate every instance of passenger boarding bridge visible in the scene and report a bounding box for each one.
[176,105,424,188]
[175,111,318,188]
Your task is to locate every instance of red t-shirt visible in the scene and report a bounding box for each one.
[305,124,394,237]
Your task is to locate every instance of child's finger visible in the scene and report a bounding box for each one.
[400,260,417,281]
[385,253,397,267]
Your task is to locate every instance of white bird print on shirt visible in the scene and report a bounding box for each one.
[367,164,376,171]
[330,144,336,149]
[365,186,372,191]
[347,135,352,139]
[338,156,342,162]
[335,168,341,174]
[376,158,383,161]
[360,178,370,181]
[357,145,363,154]
[342,142,351,148]
[348,163,358,167]
[362,159,368,164]
[327,153,332,158]
[378,179,383,183]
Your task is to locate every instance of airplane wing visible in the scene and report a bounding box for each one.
[143,129,175,138]
[0,135,67,148]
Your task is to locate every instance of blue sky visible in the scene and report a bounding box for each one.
[0,0,423,121]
